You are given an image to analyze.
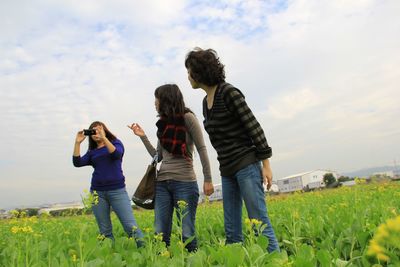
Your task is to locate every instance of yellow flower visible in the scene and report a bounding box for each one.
[97,234,106,241]
[376,253,389,262]
[367,215,400,262]
[355,177,367,184]
[386,217,400,232]
[28,216,38,223]
[10,210,19,218]
[161,250,170,257]
[22,226,33,233]
[367,239,384,255]
[11,226,19,234]
[177,200,188,210]
[250,219,262,226]
[154,233,163,241]
[375,225,389,240]
[144,227,151,233]
[71,254,77,262]
[93,191,99,205]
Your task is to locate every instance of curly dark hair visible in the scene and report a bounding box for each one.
[185,48,225,86]
[154,84,193,118]
[87,121,116,150]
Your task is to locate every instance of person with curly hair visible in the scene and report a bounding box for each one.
[184,48,280,252]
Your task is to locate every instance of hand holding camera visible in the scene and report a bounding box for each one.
[75,131,86,144]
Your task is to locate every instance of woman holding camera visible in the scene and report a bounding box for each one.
[73,121,144,247]
[128,84,214,252]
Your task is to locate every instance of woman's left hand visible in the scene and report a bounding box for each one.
[203,181,214,196]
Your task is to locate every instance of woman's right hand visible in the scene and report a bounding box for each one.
[127,123,145,137]
[75,131,86,144]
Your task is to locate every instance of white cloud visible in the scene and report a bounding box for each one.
[267,88,320,119]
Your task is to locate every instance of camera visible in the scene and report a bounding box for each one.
[83,129,96,136]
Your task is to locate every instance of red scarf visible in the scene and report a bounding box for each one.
[156,115,189,159]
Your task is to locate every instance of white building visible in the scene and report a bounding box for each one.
[0,209,10,219]
[373,171,394,178]
[208,183,223,202]
[199,183,223,203]
[200,182,278,202]
[277,170,338,193]
[342,180,356,187]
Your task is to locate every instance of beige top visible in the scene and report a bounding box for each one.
[140,112,212,182]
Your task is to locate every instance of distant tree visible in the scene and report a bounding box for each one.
[338,176,351,182]
[49,208,88,217]
[15,208,39,217]
[323,173,336,186]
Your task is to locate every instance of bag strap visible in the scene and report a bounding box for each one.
[151,154,158,166]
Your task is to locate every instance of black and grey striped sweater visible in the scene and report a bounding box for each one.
[202,82,272,177]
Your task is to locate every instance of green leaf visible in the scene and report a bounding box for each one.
[85,258,105,267]
[316,249,331,267]
[186,250,207,267]
[264,250,289,267]
[256,235,269,249]
[224,244,245,267]
[333,258,349,267]
[293,244,316,267]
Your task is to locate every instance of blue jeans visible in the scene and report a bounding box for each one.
[222,162,280,252]
[91,188,144,246]
[154,180,199,252]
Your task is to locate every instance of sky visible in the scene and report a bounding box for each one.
[1,0,399,209]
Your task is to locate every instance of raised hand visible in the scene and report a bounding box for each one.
[127,123,145,137]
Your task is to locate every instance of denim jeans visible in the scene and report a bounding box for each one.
[91,187,144,247]
[154,180,199,252]
[221,162,280,252]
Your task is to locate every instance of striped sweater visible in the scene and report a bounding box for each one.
[202,82,272,176]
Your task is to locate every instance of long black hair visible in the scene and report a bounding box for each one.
[154,84,193,118]
[87,121,116,150]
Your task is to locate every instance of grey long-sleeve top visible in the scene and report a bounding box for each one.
[140,112,212,182]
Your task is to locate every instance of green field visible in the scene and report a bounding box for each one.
[1,182,399,266]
